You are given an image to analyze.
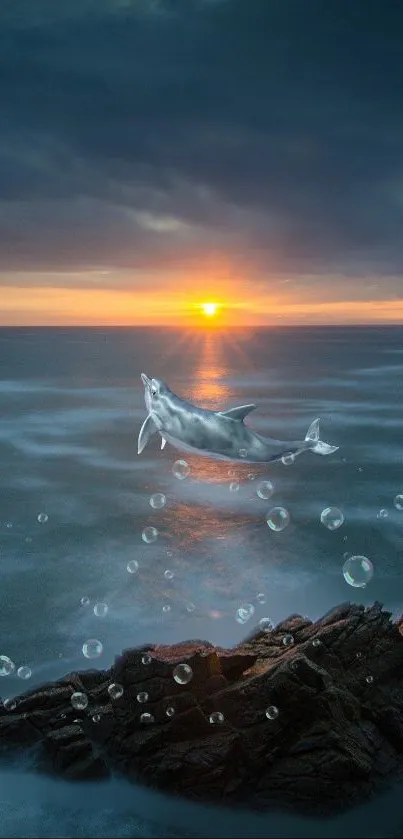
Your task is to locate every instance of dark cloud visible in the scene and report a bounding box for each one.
[1,0,403,287]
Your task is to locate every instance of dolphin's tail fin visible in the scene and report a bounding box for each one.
[305,418,339,456]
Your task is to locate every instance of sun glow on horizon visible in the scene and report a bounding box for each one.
[201,302,219,317]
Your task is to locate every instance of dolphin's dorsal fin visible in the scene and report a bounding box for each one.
[218,403,257,422]
[138,413,158,455]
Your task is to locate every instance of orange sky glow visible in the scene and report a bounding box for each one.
[2,280,403,327]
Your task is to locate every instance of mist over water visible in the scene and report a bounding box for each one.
[1,325,403,837]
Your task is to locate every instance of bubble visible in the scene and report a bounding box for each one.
[93,602,108,618]
[342,555,374,588]
[209,711,224,725]
[235,603,255,624]
[37,513,49,523]
[82,639,103,659]
[377,508,388,519]
[141,654,152,665]
[140,712,154,724]
[172,459,190,480]
[164,569,174,580]
[247,473,256,481]
[137,691,148,703]
[256,592,266,604]
[228,469,236,478]
[186,602,196,613]
[108,683,124,700]
[162,604,171,613]
[173,663,193,685]
[166,549,173,557]
[394,494,403,511]
[266,507,290,532]
[92,714,101,723]
[356,651,362,659]
[365,674,374,685]
[5,521,13,529]
[166,706,175,717]
[150,493,166,510]
[3,698,17,711]
[17,665,32,680]
[229,481,240,492]
[265,705,279,720]
[71,691,88,710]
[0,655,16,677]
[257,480,274,500]
[142,526,158,544]
[282,634,294,647]
[281,454,295,466]
[80,596,90,606]
[239,448,248,458]
[127,559,139,574]
[312,638,322,648]
[320,507,344,530]
[259,617,274,632]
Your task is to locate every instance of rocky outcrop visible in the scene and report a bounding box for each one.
[1,601,403,815]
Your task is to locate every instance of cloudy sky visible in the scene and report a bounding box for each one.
[2,0,403,325]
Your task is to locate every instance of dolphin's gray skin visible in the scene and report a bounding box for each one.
[138,374,339,464]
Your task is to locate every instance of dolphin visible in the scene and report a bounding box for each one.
[138,374,339,464]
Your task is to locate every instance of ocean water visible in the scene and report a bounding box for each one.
[1,324,403,838]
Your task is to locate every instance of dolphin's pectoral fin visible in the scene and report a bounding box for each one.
[161,437,166,450]
[138,413,158,455]
[218,404,258,422]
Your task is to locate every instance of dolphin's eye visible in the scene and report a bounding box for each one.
[151,386,157,395]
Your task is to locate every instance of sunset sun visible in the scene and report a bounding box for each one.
[202,302,218,317]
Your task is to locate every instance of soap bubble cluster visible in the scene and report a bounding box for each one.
[235,603,255,624]
[342,555,373,588]
[266,507,290,532]
[320,507,344,530]
[259,617,274,632]
[150,493,166,510]
[142,526,158,544]
[141,654,152,665]
[17,665,32,680]
[265,705,279,720]
[172,460,190,480]
[0,655,15,677]
[394,494,403,510]
[82,639,103,659]
[173,663,193,685]
[71,691,88,710]
[127,559,139,574]
[93,602,108,618]
[256,480,274,500]
[209,711,224,724]
[282,634,294,647]
[108,683,124,700]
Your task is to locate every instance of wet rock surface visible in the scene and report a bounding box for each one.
[1,601,403,815]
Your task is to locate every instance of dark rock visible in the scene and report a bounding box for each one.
[1,600,403,815]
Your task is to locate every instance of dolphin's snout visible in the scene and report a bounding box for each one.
[141,373,151,388]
